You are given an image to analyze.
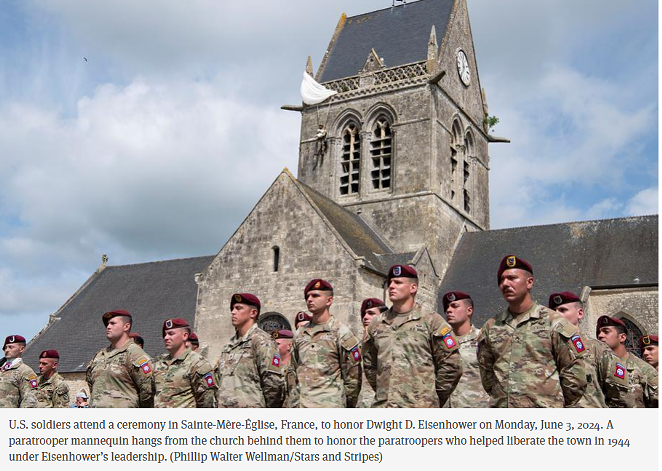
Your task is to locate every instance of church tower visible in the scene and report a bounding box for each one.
[296,0,499,275]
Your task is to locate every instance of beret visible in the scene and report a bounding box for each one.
[304,279,333,298]
[442,291,472,312]
[128,333,144,346]
[230,293,261,313]
[548,291,581,310]
[596,315,626,337]
[188,332,199,344]
[294,311,312,328]
[360,298,385,317]
[39,349,59,359]
[162,318,189,337]
[273,329,294,339]
[102,309,132,326]
[639,335,658,352]
[3,335,27,348]
[497,255,533,284]
[387,264,418,281]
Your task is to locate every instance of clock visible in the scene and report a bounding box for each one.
[456,50,470,86]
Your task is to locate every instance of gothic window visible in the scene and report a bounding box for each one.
[618,316,645,358]
[340,122,361,195]
[463,131,474,213]
[370,116,392,190]
[450,118,463,201]
[463,189,471,213]
[272,246,280,272]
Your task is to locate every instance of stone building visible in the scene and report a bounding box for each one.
[23,0,657,390]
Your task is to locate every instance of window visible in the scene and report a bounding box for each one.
[463,131,474,213]
[272,246,280,272]
[340,122,361,195]
[463,188,471,212]
[370,116,392,190]
[619,316,644,358]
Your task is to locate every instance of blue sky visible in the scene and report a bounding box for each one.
[0,0,657,342]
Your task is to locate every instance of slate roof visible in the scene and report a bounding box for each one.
[319,0,454,82]
[24,256,214,373]
[438,216,659,328]
[297,180,396,273]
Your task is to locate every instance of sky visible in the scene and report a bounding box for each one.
[0,0,658,342]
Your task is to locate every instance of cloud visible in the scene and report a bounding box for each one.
[625,187,658,216]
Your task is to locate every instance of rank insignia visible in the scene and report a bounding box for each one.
[272,354,281,367]
[614,363,625,379]
[506,256,516,267]
[351,346,361,362]
[443,334,457,349]
[642,336,651,345]
[571,335,585,353]
[314,281,321,289]
[204,373,215,387]
[393,266,402,276]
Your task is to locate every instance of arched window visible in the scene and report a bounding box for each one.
[463,131,474,213]
[450,118,463,202]
[370,116,392,190]
[617,314,645,358]
[340,122,361,195]
[272,246,280,272]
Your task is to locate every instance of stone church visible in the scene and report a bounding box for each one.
[23,0,658,389]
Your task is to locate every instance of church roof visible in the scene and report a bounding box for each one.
[438,215,659,327]
[23,256,214,373]
[319,0,454,82]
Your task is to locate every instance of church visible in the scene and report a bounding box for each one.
[23,0,658,389]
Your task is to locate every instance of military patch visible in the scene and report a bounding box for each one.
[393,266,402,276]
[351,346,361,362]
[614,363,625,379]
[571,334,585,353]
[27,374,38,389]
[204,372,215,387]
[447,293,456,302]
[314,281,321,289]
[272,354,281,367]
[136,357,151,374]
[234,294,242,302]
[142,364,151,373]
[442,334,457,349]
[8,335,15,343]
[165,319,173,329]
[642,336,651,345]
[553,295,563,305]
[440,326,451,336]
[506,256,516,267]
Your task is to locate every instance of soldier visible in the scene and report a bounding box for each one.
[35,350,70,408]
[274,329,298,408]
[215,293,284,407]
[477,255,588,407]
[640,335,658,371]
[71,391,89,408]
[129,333,145,349]
[0,335,38,408]
[549,292,628,407]
[153,318,216,407]
[597,316,658,407]
[363,265,462,407]
[294,311,312,330]
[185,332,200,352]
[442,291,490,407]
[356,298,385,408]
[294,279,362,408]
[86,310,155,408]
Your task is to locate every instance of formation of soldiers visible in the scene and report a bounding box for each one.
[1,256,658,408]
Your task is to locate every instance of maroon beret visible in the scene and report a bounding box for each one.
[273,329,294,339]
[39,349,59,359]
[497,255,533,284]
[596,315,627,337]
[294,311,312,328]
[230,293,261,313]
[304,279,333,298]
[548,291,581,310]
[102,309,132,326]
[188,332,199,344]
[3,335,26,348]
[639,335,658,352]
[387,264,418,281]
[442,291,472,312]
[162,318,190,337]
[128,333,144,347]
[360,298,385,317]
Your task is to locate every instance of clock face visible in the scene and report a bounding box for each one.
[456,50,470,86]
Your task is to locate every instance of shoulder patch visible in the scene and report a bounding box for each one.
[27,374,38,389]
[440,326,451,337]
[340,332,359,351]
[133,356,151,374]
[570,334,586,354]
[613,362,626,380]
[559,321,578,338]
[203,372,216,388]
[350,346,361,362]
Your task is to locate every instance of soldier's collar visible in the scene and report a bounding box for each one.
[388,303,421,320]
[308,314,335,333]
[507,301,540,324]
[234,323,258,343]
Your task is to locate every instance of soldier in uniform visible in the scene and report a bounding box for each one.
[185,332,200,352]
[294,311,312,330]
[86,310,155,407]
[293,279,362,408]
[356,298,385,408]
[153,318,216,407]
[129,333,145,349]
[215,293,284,407]
[597,316,658,407]
[0,335,38,408]
[549,292,628,407]
[640,335,658,371]
[273,329,298,408]
[442,291,490,407]
[35,350,70,408]
[363,265,462,407]
[477,255,588,407]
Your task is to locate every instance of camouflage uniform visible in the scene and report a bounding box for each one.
[35,372,70,408]
[86,341,154,408]
[477,302,588,407]
[363,304,463,408]
[294,315,362,408]
[215,323,284,408]
[282,362,300,408]
[357,337,376,408]
[0,358,38,408]
[577,338,629,408]
[444,325,490,408]
[154,348,217,408]
[618,352,658,408]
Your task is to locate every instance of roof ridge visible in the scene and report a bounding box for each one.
[482,214,658,235]
[345,0,433,20]
[104,254,215,269]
